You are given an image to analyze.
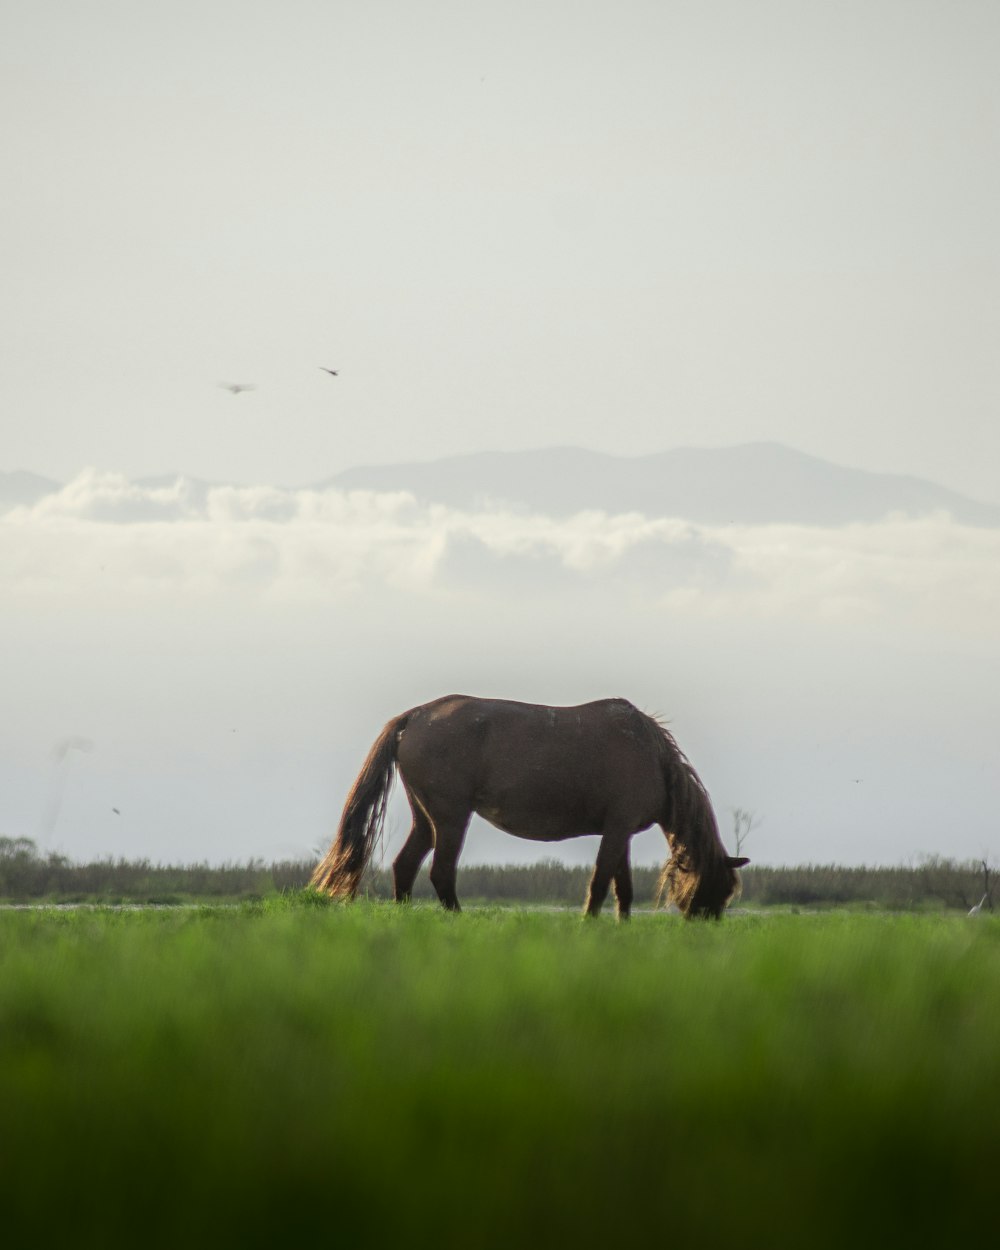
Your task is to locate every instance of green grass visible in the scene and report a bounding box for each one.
[1,901,998,1247]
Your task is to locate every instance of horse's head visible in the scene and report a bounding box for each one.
[688,853,750,918]
[660,842,750,919]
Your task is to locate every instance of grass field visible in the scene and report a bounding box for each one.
[2,899,998,1247]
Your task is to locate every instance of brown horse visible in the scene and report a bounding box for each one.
[310,695,748,918]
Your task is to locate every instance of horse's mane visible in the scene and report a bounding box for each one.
[645,714,738,916]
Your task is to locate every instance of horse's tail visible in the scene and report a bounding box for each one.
[310,713,407,899]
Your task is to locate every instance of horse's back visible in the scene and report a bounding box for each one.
[400,694,647,745]
[408,692,643,720]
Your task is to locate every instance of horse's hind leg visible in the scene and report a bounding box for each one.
[393,786,434,902]
[426,804,471,912]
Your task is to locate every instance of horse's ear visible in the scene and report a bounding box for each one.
[728,856,750,868]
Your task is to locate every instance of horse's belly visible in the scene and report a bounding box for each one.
[474,799,601,841]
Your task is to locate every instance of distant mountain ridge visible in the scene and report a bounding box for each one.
[320,443,1000,528]
[4,445,999,527]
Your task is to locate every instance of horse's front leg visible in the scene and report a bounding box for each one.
[585,831,629,919]
[613,845,633,920]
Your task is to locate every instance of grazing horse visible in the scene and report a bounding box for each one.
[310,695,748,919]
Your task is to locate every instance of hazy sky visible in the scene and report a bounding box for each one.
[3,0,999,501]
[3,2,999,874]
[3,473,997,869]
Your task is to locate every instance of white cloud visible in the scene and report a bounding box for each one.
[3,473,999,636]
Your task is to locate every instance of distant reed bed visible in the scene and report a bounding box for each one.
[1,836,993,910]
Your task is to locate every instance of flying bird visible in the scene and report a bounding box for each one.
[319,367,339,376]
[112,808,120,816]
[219,383,257,395]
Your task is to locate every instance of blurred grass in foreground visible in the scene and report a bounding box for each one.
[1,902,997,1247]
